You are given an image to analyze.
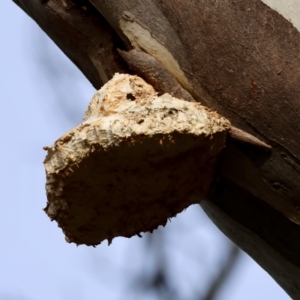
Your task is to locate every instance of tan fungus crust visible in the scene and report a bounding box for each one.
[43,73,230,246]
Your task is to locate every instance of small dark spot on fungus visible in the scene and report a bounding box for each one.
[168,108,178,114]
[137,119,144,124]
[126,93,136,100]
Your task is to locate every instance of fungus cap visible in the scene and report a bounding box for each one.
[44,73,230,246]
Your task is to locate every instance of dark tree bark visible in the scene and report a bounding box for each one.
[13,0,300,298]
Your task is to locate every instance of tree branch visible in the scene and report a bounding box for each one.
[13,0,127,88]
[14,0,300,297]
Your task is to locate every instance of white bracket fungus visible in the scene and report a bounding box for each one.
[43,73,231,246]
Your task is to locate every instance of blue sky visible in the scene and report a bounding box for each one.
[0,2,289,299]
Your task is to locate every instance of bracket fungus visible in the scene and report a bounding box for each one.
[43,73,231,246]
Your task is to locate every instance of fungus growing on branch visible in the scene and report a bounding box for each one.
[43,73,230,246]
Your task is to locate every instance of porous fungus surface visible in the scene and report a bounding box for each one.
[44,73,230,246]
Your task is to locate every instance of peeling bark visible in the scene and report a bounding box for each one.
[118,49,196,102]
